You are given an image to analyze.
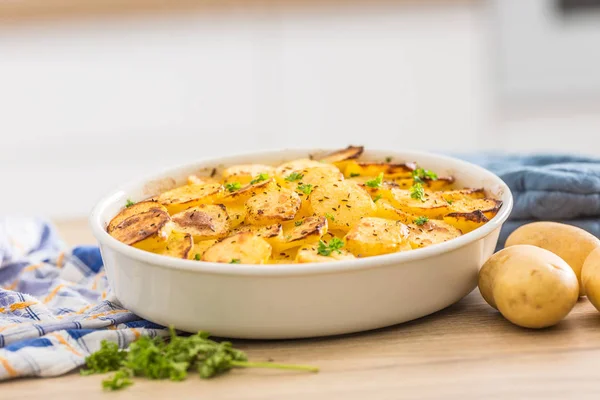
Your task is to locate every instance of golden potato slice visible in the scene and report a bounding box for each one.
[317,145,364,164]
[189,239,218,260]
[273,216,328,252]
[187,175,219,185]
[109,209,172,252]
[310,180,376,231]
[374,198,415,224]
[233,223,284,248]
[388,188,450,219]
[443,210,489,233]
[107,200,167,233]
[202,232,272,264]
[269,248,298,264]
[344,217,411,257]
[158,183,224,214]
[392,176,455,191]
[343,161,416,179]
[171,204,230,241]
[222,178,276,203]
[442,188,486,202]
[408,219,462,249]
[245,188,301,225]
[222,164,276,185]
[156,232,193,259]
[224,203,246,228]
[275,158,340,179]
[295,244,356,263]
[449,197,503,219]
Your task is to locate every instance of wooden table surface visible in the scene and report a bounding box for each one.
[4,219,600,399]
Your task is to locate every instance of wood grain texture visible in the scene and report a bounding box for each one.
[3,219,600,399]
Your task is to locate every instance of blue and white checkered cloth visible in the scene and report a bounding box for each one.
[0,217,166,380]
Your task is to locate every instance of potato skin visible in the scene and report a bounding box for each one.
[582,247,600,312]
[505,222,600,296]
[478,245,579,329]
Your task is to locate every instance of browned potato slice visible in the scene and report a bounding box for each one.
[295,245,355,263]
[171,204,230,241]
[344,217,411,257]
[343,160,416,179]
[158,183,224,214]
[389,188,451,219]
[187,175,219,185]
[107,200,167,233]
[245,188,301,225]
[408,219,462,249]
[442,188,486,202]
[449,197,503,219]
[109,209,172,252]
[275,159,340,179]
[202,232,272,264]
[157,232,193,259]
[443,210,489,233]
[233,223,284,248]
[310,180,376,231]
[222,164,276,185]
[318,145,364,163]
[392,176,455,191]
[222,178,276,203]
[374,198,415,224]
[274,216,328,251]
[189,239,218,260]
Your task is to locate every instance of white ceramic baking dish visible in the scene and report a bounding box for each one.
[90,148,512,339]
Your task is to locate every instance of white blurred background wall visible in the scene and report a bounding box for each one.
[1,1,599,218]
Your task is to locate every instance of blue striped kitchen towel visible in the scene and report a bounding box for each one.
[0,217,167,380]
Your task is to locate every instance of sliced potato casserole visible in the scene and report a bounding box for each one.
[107,146,502,264]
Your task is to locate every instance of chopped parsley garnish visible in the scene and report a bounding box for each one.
[412,167,438,184]
[285,172,304,182]
[125,199,136,208]
[414,216,429,226]
[325,213,335,221]
[349,172,360,178]
[294,221,303,227]
[225,182,242,192]
[317,238,344,256]
[81,327,318,391]
[373,194,382,203]
[446,199,454,205]
[230,259,241,264]
[410,182,426,202]
[385,156,392,163]
[365,172,384,188]
[194,254,201,261]
[297,183,313,195]
[249,173,269,185]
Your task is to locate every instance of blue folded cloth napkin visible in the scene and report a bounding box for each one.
[1,153,599,380]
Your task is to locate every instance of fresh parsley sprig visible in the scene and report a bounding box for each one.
[365,172,384,188]
[297,183,313,195]
[410,182,426,202]
[225,182,242,192]
[412,167,438,184]
[249,173,269,185]
[285,172,304,182]
[414,216,429,226]
[81,327,318,391]
[317,238,344,256]
[125,199,136,208]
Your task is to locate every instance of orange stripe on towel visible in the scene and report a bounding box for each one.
[91,271,105,291]
[9,301,37,312]
[56,252,65,268]
[24,263,43,272]
[0,356,17,377]
[51,333,82,357]
[131,328,141,339]
[76,304,93,315]
[44,284,68,304]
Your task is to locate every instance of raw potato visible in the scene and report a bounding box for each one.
[344,217,411,257]
[505,222,600,296]
[171,204,230,241]
[581,247,600,312]
[201,232,272,264]
[310,180,376,230]
[478,245,579,329]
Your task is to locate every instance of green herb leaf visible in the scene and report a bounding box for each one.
[285,172,304,182]
[230,259,241,264]
[317,238,344,256]
[446,199,454,205]
[81,340,126,375]
[297,183,313,195]
[325,213,335,222]
[294,221,303,227]
[249,173,269,185]
[349,172,360,178]
[385,156,392,163]
[414,216,429,226]
[194,254,201,261]
[412,167,438,184]
[410,182,426,202]
[365,172,384,188]
[225,182,241,192]
[373,194,382,203]
[102,369,133,391]
[125,199,136,208]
